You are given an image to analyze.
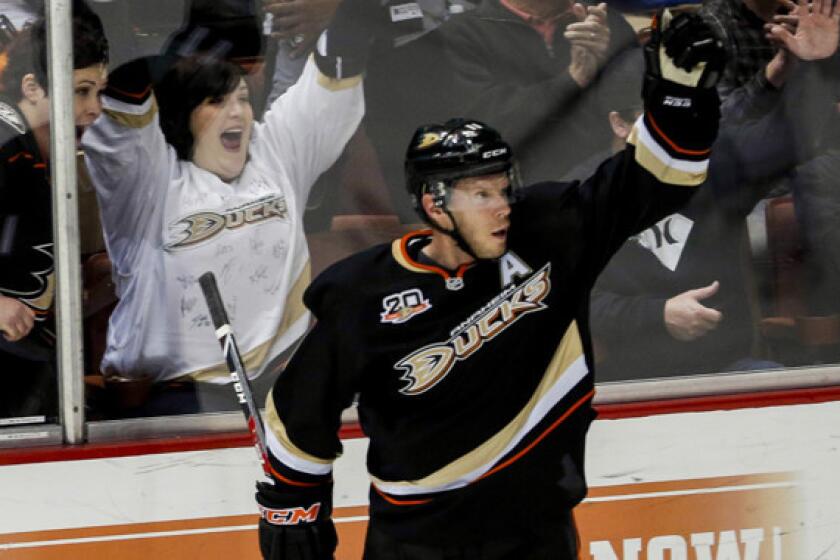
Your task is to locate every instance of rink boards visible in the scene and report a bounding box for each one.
[1,400,839,559]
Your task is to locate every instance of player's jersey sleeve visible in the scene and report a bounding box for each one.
[250,56,364,214]
[516,89,718,286]
[262,267,364,502]
[82,59,177,276]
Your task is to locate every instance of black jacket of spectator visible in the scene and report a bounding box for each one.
[590,63,839,380]
[437,0,637,185]
[0,96,57,418]
[0,97,55,349]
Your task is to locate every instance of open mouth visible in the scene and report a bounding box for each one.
[491,227,508,240]
[220,129,243,151]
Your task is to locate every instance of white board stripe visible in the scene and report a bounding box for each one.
[583,481,797,503]
[0,525,257,550]
[0,483,795,549]
[0,516,371,550]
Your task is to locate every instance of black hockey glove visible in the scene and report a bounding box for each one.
[314,0,389,79]
[642,9,726,157]
[256,480,337,560]
[644,9,725,91]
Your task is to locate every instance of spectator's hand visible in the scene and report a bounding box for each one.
[763,48,794,88]
[0,295,35,342]
[265,0,342,59]
[663,281,723,341]
[565,3,610,61]
[566,2,610,87]
[766,0,839,61]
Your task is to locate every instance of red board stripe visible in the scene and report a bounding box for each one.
[1,386,839,466]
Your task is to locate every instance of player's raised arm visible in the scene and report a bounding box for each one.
[630,9,725,188]
[564,9,727,282]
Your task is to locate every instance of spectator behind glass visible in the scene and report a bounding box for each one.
[0,2,108,419]
[589,6,840,380]
[162,0,271,116]
[262,0,341,103]
[699,0,803,122]
[791,115,840,323]
[436,0,639,186]
[361,0,477,221]
[81,30,364,416]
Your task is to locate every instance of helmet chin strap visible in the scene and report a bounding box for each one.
[443,208,481,262]
[423,205,481,263]
[420,180,487,264]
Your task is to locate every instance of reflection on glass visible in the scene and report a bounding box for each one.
[69,0,840,428]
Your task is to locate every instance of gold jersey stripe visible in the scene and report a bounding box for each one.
[371,321,585,492]
[103,97,158,130]
[265,391,334,466]
[315,58,363,92]
[187,261,311,383]
[627,123,707,187]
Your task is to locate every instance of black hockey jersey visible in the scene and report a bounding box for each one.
[0,98,55,350]
[262,104,716,546]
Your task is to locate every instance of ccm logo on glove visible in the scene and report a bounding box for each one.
[259,503,322,525]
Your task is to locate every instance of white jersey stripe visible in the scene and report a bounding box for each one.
[632,116,710,174]
[266,423,333,476]
[373,354,589,496]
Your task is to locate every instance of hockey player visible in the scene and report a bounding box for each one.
[81,0,376,414]
[0,5,108,418]
[256,9,725,560]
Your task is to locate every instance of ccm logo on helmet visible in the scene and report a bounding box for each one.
[259,503,321,526]
[482,147,507,159]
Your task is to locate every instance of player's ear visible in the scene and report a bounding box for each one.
[422,192,453,230]
[421,192,444,220]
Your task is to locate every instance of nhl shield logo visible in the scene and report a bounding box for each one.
[381,288,432,324]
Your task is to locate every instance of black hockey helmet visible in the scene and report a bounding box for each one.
[404,118,519,217]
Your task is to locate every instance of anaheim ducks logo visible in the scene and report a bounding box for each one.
[166,195,288,250]
[395,264,551,395]
[416,132,444,149]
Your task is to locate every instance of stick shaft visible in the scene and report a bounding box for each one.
[199,272,270,477]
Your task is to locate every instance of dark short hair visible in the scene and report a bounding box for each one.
[154,55,245,160]
[0,0,109,96]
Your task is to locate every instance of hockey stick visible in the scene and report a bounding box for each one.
[199,271,271,479]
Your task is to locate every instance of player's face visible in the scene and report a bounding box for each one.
[447,173,512,259]
[73,63,108,146]
[190,79,253,182]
